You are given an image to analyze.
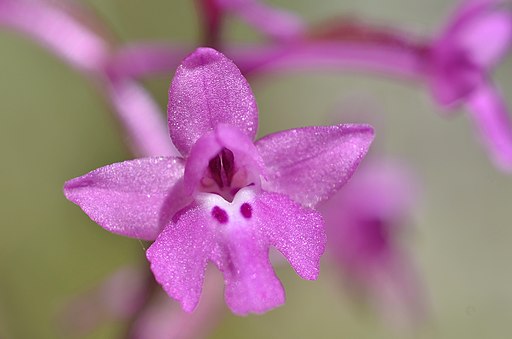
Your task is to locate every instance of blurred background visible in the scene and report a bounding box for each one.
[0,0,511,338]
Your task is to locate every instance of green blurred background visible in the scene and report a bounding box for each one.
[1,0,511,338]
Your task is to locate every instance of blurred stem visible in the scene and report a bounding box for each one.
[122,267,160,339]
[195,0,224,48]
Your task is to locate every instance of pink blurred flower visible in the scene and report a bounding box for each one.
[64,48,374,315]
[320,160,424,328]
[426,0,512,170]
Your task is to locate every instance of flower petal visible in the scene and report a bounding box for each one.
[456,10,512,68]
[256,124,374,207]
[467,83,512,172]
[64,157,185,240]
[443,0,511,69]
[217,226,285,315]
[146,203,216,312]
[168,48,258,156]
[255,191,326,280]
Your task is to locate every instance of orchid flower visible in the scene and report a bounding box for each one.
[64,47,374,315]
[320,160,424,328]
[426,0,512,170]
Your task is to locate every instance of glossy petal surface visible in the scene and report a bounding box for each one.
[218,226,285,315]
[147,203,216,312]
[64,157,185,240]
[256,124,374,207]
[255,191,326,280]
[168,47,258,156]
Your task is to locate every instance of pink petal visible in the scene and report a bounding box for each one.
[456,11,512,68]
[255,124,374,207]
[255,191,326,280]
[146,203,216,312]
[64,157,186,240]
[168,48,258,156]
[467,83,512,171]
[217,226,285,315]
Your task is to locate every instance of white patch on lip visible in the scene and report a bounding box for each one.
[196,187,258,230]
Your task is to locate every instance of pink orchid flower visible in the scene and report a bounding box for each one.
[426,0,512,170]
[320,160,424,328]
[64,48,374,315]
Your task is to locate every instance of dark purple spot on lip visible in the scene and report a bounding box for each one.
[211,206,228,224]
[240,203,252,219]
